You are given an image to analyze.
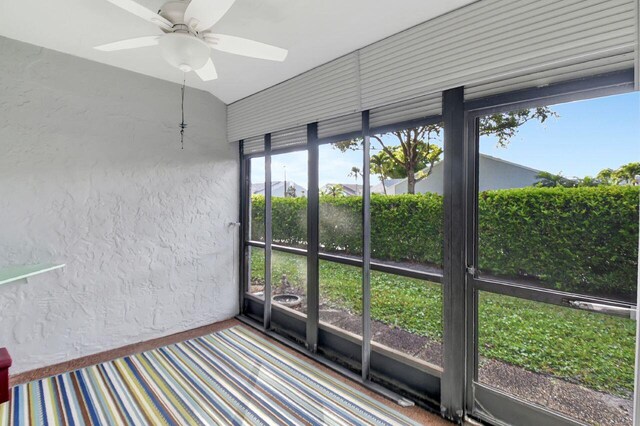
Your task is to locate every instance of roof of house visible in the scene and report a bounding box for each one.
[371,179,404,193]
[339,184,360,196]
[478,154,544,174]
[252,181,307,195]
[387,154,543,190]
[321,183,362,196]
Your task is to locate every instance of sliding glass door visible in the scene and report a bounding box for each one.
[466,90,639,426]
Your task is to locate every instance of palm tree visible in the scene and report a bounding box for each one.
[322,184,345,197]
[370,152,391,195]
[348,166,362,195]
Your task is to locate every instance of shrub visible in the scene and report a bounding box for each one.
[478,186,639,297]
[251,186,639,298]
[371,194,444,265]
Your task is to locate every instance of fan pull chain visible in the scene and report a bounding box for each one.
[179,75,187,150]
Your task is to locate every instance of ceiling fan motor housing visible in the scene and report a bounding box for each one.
[156,1,211,73]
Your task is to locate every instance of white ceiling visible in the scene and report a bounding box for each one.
[0,0,476,104]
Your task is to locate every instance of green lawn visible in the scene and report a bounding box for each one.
[250,249,636,396]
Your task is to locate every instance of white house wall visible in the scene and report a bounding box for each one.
[475,157,541,193]
[0,36,238,373]
[391,156,540,195]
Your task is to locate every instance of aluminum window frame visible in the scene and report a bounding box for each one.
[237,68,637,425]
[464,69,637,426]
[239,110,447,409]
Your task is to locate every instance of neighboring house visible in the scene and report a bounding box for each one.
[389,154,543,195]
[371,179,404,195]
[252,181,307,197]
[320,183,362,196]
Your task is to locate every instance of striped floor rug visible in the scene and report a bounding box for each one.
[0,326,420,425]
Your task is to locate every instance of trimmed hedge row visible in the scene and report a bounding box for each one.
[251,186,639,298]
[479,186,638,297]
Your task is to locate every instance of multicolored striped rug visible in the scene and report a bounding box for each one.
[0,326,420,425]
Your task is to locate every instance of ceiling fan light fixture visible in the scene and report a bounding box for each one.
[159,33,210,73]
[97,0,289,81]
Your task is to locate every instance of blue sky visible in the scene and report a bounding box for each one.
[481,91,640,178]
[252,91,639,187]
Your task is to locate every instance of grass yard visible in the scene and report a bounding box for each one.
[250,249,636,396]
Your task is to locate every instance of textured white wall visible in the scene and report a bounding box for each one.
[0,36,238,373]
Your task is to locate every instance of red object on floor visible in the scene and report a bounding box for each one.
[0,348,11,404]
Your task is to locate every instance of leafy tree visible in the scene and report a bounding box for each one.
[479,108,557,146]
[536,173,610,188]
[575,176,601,187]
[534,171,577,188]
[611,162,640,185]
[596,168,615,186]
[322,184,346,197]
[337,107,556,194]
[577,163,640,187]
[370,149,418,194]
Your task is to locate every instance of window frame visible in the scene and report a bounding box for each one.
[238,68,638,424]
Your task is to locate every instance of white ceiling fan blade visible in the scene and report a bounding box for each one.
[105,0,172,30]
[195,58,218,81]
[205,34,288,61]
[94,36,160,51]
[184,0,236,32]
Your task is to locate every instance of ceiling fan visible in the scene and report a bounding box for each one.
[94,0,288,81]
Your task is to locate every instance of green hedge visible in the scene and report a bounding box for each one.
[251,197,308,246]
[479,186,638,297]
[252,193,443,262]
[251,186,639,298]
